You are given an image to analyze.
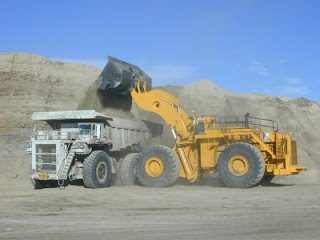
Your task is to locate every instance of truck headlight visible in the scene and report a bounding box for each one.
[74,142,86,149]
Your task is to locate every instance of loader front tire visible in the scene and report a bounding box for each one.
[218,142,265,188]
[260,175,275,186]
[118,153,139,186]
[137,145,180,188]
[83,150,113,188]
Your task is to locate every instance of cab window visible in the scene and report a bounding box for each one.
[79,124,92,135]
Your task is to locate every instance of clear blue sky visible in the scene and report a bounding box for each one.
[1,0,319,100]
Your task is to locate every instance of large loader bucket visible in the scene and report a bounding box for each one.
[97,56,152,94]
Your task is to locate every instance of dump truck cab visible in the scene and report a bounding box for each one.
[78,122,101,139]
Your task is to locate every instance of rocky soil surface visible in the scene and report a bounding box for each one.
[0,52,319,239]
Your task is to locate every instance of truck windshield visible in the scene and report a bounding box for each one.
[78,124,92,135]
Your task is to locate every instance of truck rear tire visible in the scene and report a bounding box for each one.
[137,145,180,188]
[118,153,139,186]
[83,150,113,188]
[218,142,265,188]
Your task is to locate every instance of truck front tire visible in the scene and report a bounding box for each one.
[83,150,113,188]
[31,178,45,189]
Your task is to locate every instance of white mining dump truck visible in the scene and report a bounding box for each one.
[27,110,160,189]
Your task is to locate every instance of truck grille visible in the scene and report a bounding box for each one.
[36,144,57,173]
[291,140,298,165]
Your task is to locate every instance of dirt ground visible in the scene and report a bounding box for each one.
[0,177,319,240]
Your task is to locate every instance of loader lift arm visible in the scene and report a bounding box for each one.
[97,56,199,181]
[131,82,199,181]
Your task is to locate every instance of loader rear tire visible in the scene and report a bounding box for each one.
[118,153,139,186]
[218,142,265,188]
[83,150,113,188]
[137,145,180,188]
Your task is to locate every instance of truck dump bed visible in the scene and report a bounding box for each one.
[31,110,160,151]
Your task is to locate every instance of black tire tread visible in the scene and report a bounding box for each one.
[260,175,275,186]
[31,178,45,189]
[118,153,139,186]
[218,142,265,188]
[137,145,180,188]
[83,150,112,188]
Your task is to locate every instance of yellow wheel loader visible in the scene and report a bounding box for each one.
[98,56,306,188]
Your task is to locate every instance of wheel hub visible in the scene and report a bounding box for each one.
[145,157,164,177]
[96,161,107,183]
[228,155,249,176]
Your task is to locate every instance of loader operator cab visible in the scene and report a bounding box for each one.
[78,123,102,140]
[195,116,215,135]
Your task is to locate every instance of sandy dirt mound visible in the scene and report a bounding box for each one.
[78,83,134,118]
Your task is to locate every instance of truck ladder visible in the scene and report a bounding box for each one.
[58,143,76,180]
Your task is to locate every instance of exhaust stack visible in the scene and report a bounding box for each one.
[97,56,152,94]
